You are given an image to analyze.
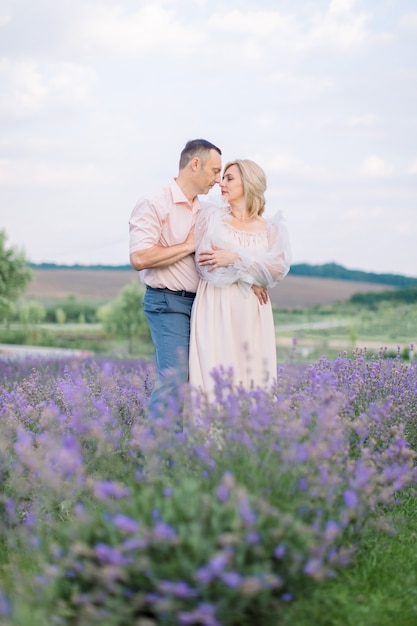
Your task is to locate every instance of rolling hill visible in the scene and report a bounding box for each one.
[25,267,396,308]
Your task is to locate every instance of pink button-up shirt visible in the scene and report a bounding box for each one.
[129,180,201,292]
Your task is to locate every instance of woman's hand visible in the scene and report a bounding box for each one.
[198,246,240,271]
[252,285,269,305]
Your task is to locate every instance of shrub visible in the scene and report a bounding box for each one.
[44,296,98,323]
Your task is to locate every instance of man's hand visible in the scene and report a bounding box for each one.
[252,285,268,305]
[184,226,195,254]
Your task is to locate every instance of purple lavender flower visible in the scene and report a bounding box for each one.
[245,531,260,544]
[196,551,231,584]
[297,477,309,491]
[238,495,256,526]
[92,480,130,500]
[178,602,221,626]
[0,591,12,618]
[281,592,293,602]
[273,545,286,559]
[303,558,324,577]
[344,489,359,509]
[112,514,140,533]
[215,483,230,503]
[153,521,177,541]
[94,543,126,565]
[221,571,241,588]
[157,580,197,598]
[122,537,148,551]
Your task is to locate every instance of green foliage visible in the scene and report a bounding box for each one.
[273,299,417,363]
[98,281,150,353]
[16,302,46,345]
[55,307,66,324]
[0,230,32,321]
[43,295,98,323]
[280,497,417,626]
[0,327,27,345]
[18,301,46,326]
[350,286,417,306]
[37,474,312,626]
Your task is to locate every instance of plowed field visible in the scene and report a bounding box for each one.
[25,269,394,308]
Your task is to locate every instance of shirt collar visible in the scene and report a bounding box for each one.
[170,179,201,212]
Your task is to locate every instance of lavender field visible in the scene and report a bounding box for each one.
[1,352,417,625]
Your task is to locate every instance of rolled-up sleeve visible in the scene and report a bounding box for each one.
[128,182,200,291]
[129,198,164,254]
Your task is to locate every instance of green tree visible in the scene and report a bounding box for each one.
[18,301,46,344]
[59,295,97,323]
[0,230,32,321]
[55,307,66,324]
[19,301,46,326]
[98,281,150,354]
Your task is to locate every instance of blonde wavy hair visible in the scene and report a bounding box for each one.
[223,159,267,218]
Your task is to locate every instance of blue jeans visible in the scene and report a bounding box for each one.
[143,286,195,417]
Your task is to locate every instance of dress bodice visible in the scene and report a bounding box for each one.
[222,222,269,252]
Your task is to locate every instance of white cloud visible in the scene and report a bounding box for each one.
[0,158,101,186]
[0,58,96,118]
[344,206,385,221]
[343,114,380,129]
[360,155,393,178]
[318,114,381,131]
[399,12,417,33]
[0,58,47,117]
[264,153,327,179]
[408,159,417,174]
[80,2,203,57]
[0,14,12,28]
[308,0,371,50]
[206,0,372,61]
[207,9,295,37]
[254,112,278,130]
[266,72,334,98]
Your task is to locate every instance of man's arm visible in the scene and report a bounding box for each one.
[130,227,195,271]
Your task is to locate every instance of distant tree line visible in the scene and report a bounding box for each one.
[29,262,133,271]
[289,262,417,287]
[350,286,417,306]
[29,261,417,287]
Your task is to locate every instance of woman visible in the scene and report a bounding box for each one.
[189,159,291,398]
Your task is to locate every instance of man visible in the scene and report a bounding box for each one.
[129,138,222,416]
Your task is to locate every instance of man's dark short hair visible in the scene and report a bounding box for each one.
[179,139,222,170]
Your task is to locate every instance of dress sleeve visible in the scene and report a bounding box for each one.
[195,205,244,287]
[232,212,292,288]
[195,207,291,289]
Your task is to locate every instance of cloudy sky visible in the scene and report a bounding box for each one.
[1,0,416,276]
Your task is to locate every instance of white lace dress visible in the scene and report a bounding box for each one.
[189,203,291,398]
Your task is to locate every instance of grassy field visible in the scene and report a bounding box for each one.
[273,301,417,361]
